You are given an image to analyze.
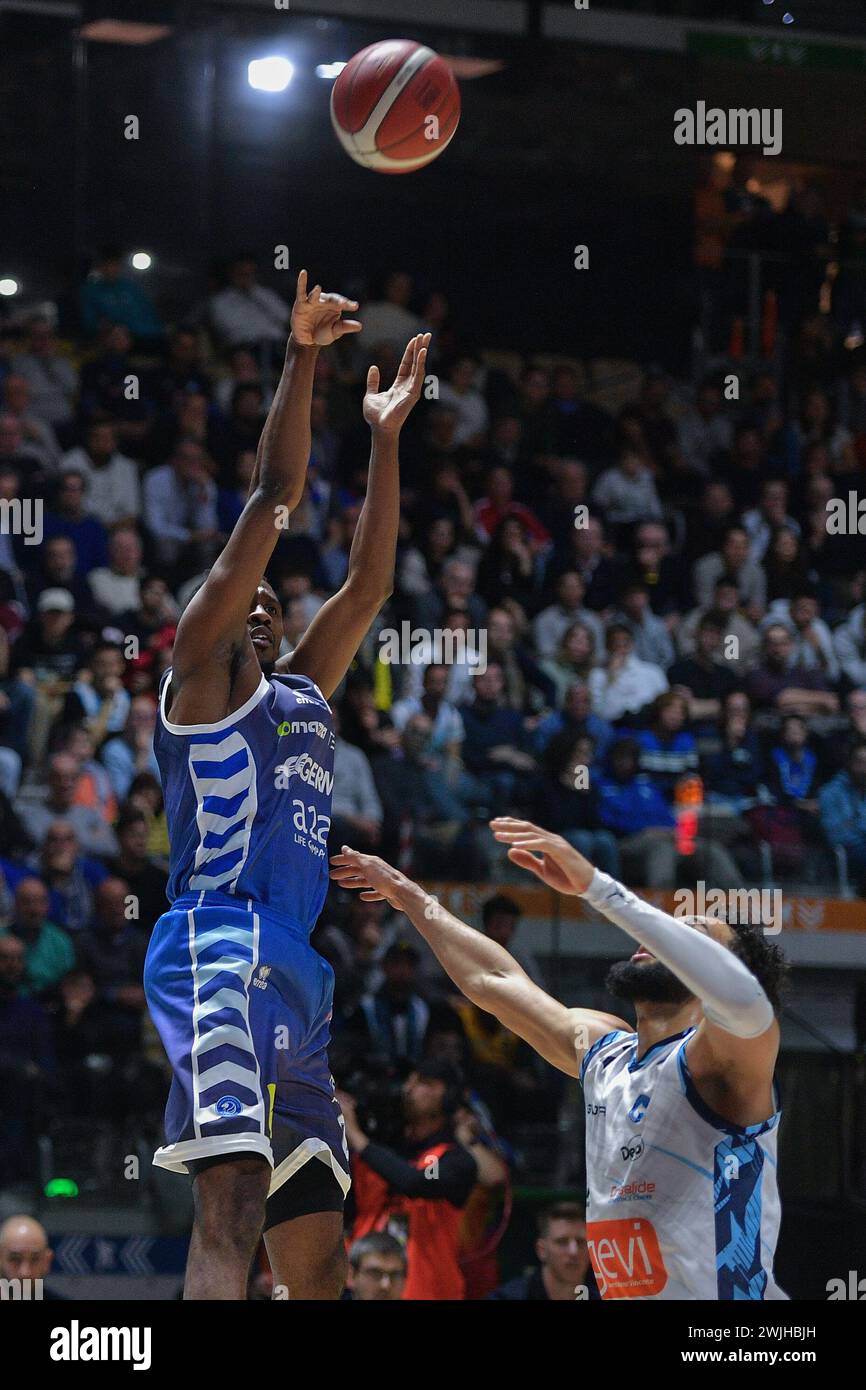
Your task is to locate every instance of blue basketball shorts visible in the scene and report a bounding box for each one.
[143,890,350,1201]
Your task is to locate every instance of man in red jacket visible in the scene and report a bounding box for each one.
[339,1062,478,1300]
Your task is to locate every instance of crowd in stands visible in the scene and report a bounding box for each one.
[2,242,866,1292]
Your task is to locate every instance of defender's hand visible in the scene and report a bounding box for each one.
[330,846,414,909]
[490,818,595,895]
[363,332,431,436]
[290,269,361,347]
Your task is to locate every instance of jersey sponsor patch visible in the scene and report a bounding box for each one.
[587,1217,667,1298]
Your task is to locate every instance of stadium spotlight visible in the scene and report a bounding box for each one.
[316,62,347,80]
[0,277,19,296]
[131,251,153,271]
[248,56,294,92]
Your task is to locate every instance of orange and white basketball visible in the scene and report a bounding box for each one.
[330,39,460,174]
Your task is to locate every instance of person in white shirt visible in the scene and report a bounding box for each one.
[532,571,604,661]
[208,254,291,349]
[2,374,61,469]
[833,603,866,688]
[12,316,79,430]
[742,480,801,564]
[588,623,668,721]
[762,588,839,682]
[61,420,140,527]
[437,354,489,447]
[390,663,465,765]
[355,271,423,355]
[87,526,144,616]
[592,450,662,529]
[142,439,218,571]
[676,379,733,477]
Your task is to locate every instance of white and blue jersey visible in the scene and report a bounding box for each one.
[143,667,350,1197]
[581,1028,786,1300]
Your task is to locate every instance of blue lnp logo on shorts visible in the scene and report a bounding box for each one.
[215,1096,243,1116]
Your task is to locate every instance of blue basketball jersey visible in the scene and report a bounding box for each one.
[154,666,335,930]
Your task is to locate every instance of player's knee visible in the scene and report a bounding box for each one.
[191,1156,270,1251]
[300,1234,347,1299]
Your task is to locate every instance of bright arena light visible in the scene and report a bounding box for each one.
[315,62,346,80]
[0,278,19,296]
[248,56,294,92]
[131,251,152,271]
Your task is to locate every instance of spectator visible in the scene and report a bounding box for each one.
[612,581,675,669]
[438,354,489,447]
[347,941,433,1068]
[61,420,141,528]
[29,820,107,936]
[700,691,765,823]
[631,690,699,802]
[677,377,733,477]
[42,469,110,576]
[625,520,689,621]
[668,610,740,726]
[763,587,839,682]
[693,525,766,620]
[208,252,291,350]
[534,731,621,877]
[819,743,866,891]
[10,588,86,690]
[484,606,555,713]
[743,480,800,564]
[0,1216,61,1299]
[390,664,464,769]
[142,438,219,576]
[107,808,168,935]
[489,1202,597,1301]
[587,624,668,722]
[331,709,384,855]
[540,620,598,707]
[12,316,79,434]
[746,624,839,717]
[374,713,487,878]
[63,642,131,743]
[2,373,61,469]
[342,1061,477,1301]
[79,247,163,343]
[531,679,615,763]
[87,527,144,617]
[0,877,75,995]
[532,571,604,662]
[472,465,550,548]
[763,526,814,604]
[25,534,93,618]
[459,665,536,815]
[834,603,866,689]
[677,575,761,674]
[100,696,160,801]
[75,876,147,1052]
[592,448,663,530]
[19,755,119,858]
[346,1232,407,1301]
[356,271,423,356]
[596,737,739,888]
[476,515,541,613]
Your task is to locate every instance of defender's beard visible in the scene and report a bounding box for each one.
[605,958,694,1006]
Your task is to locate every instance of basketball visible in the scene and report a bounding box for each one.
[330,39,460,174]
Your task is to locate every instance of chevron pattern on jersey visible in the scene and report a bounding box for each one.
[188,910,265,1138]
[187,728,258,892]
[713,1136,768,1300]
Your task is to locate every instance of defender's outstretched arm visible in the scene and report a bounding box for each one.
[330,847,627,1078]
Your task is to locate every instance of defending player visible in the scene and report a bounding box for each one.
[143,270,429,1299]
[330,819,789,1300]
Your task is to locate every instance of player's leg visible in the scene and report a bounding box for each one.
[262,1160,347,1299]
[186,1153,271,1299]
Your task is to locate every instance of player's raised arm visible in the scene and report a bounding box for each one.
[282,333,430,699]
[491,817,780,1086]
[329,846,627,1077]
[168,273,360,722]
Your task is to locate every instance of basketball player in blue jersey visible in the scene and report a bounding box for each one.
[331,822,789,1300]
[144,269,430,1300]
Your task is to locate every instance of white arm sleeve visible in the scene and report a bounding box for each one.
[583,870,774,1039]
